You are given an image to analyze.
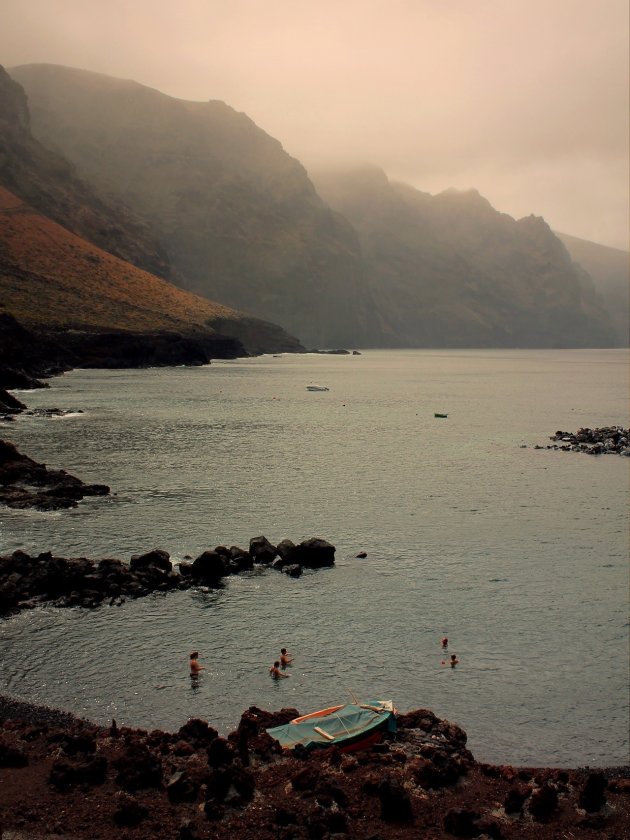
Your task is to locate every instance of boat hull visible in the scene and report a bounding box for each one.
[266,700,396,752]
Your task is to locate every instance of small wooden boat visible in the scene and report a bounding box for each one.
[434,413,448,418]
[266,699,396,752]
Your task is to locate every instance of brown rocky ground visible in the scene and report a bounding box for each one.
[0,695,628,840]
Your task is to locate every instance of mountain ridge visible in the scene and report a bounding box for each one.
[0,186,303,356]
[6,63,623,349]
[313,166,616,347]
[554,232,628,346]
[10,62,380,348]
[0,64,304,357]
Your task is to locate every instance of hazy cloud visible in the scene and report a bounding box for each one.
[2,0,628,248]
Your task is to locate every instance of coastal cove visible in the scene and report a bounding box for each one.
[1,349,628,768]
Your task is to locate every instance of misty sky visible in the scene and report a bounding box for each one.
[2,0,628,249]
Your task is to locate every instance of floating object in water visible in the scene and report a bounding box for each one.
[306,385,330,391]
[434,413,448,418]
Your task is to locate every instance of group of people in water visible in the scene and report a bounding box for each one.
[441,636,459,667]
[269,647,293,678]
[189,647,294,678]
[190,639,458,680]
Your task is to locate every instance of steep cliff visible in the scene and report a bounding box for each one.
[555,232,628,347]
[10,63,380,348]
[313,167,615,347]
[0,65,304,356]
[0,186,303,356]
[0,65,170,280]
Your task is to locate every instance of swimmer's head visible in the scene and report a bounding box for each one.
[190,651,198,659]
[274,661,280,667]
[281,648,287,654]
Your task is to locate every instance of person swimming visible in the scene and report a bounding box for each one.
[441,636,448,649]
[269,660,289,679]
[449,653,459,668]
[189,651,205,675]
[280,647,293,666]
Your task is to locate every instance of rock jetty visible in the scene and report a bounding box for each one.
[0,538,336,618]
[535,426,630,455]
[0,697,628,840]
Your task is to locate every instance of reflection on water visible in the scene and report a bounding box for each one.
[0,350,628,766]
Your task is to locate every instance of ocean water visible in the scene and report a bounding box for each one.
[0,349,628,767]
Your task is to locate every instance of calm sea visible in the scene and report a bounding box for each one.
[0,349,628,767]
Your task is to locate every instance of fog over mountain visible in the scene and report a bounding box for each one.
[2,0,628,251]
[11,63,380,348]
[0,65,304,357]
[555,233,629,347]
[6,62,620,348]
[313,167,615,348]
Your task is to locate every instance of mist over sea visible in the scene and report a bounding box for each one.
[1,349,628,767]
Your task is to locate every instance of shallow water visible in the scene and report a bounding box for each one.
[1,349,628,766]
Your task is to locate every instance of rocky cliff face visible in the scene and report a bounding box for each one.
[0,66,304,357]
[313,167,615,347]
[0,186,304,356]
[555,232,629,347]
[8,64,618,350]
[10,64,380,348]
[0,66,171,281]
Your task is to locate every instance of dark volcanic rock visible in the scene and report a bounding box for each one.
[504,783,532,813]
[177,718,219,748]
[166,770,200,804]
[296,537,336,568]
[528,782,559,821]
[0,314,72,382]
[1,697,630,840]
[59,330,221,369]
[112,792,149,827]
[190,550,227,585]
[49,755,107,789]
[129,548,172,573]
[249,535,277,565]
[443,808,481,836]
[578,771,608,812]
[377,775,414,822]
[1,532,337,618]
[545,425,630,456]
[0,387,26,415]
[114,743,163,792]
[275,538,298,566]
[0,438,110,510]
[0,548,190,616]
[0,737,28,767]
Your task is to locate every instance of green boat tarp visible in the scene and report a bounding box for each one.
[266,701,397,751]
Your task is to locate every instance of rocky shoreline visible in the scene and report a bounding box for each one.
[2,329,628,837]
[0,694,628,840]
[0,439,110,510]
[534,426,630,456]
[0,537,335,617]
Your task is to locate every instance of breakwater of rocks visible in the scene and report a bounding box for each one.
[534,426,630,456]
[0,537,335,618]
